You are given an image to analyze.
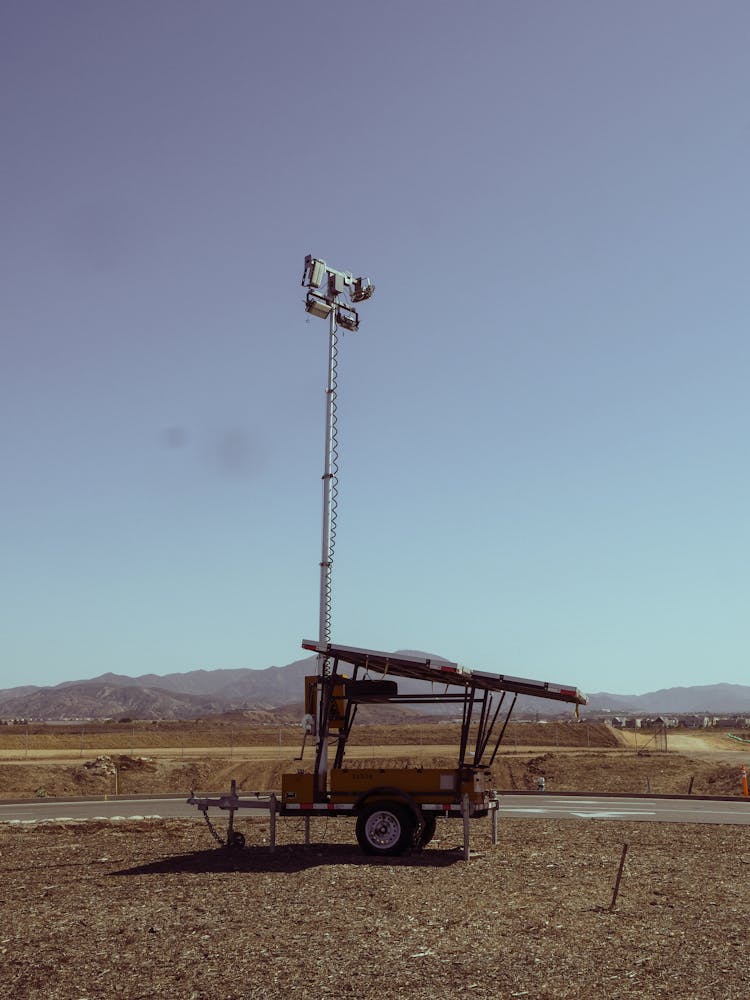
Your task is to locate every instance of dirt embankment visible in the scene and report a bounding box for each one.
[0,747,746,800]
[1,719,746,800]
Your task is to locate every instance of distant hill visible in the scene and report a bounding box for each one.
[53,656,314,701]
[586,683,750,715]
[0,686,40,702]
[0,654,325,721]
[2,655,749,721]
[0,652,448,721]
[0,682,228,722]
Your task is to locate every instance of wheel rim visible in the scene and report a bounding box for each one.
[364,809,402,850]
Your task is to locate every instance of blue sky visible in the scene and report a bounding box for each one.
[2,1,749,695]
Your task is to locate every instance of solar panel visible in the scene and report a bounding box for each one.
[302,640,587,706]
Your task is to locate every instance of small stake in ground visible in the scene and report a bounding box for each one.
[741,763,749,798]
[609,843,629,912]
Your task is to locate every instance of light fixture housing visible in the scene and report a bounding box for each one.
[328,271,352,297]
[302,255,327,289]
[350,276,375,303]
[305,291,333,319]
[336,304,360,332]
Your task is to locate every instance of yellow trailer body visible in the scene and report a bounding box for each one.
[281,771,317,804]
[330,765,491,804]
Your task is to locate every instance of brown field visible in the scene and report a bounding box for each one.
[0,723,747,800]
[0,746,746,802]
[0,719,623,754]
[2,724,750,998]
[2,816,749,999]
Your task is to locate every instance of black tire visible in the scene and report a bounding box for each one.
[356,801,414,856]
[419,814,437,847]
[226,830,245,850]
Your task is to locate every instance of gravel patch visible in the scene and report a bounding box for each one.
[2,816,748,999]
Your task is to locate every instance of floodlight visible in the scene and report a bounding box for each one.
[336,304,359,332]
[305,291,333,319]
[350,276,375,303]
[302,255,327,289]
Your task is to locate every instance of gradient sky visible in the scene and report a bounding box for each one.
[3,1,749,695]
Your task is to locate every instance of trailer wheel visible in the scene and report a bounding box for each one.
[226,831,245,850]
[419,814,437,847]
[356,802,413,856]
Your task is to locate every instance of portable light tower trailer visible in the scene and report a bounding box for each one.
[187,255,587,855]
[188,640,587,857]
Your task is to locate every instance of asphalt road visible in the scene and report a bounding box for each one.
[497,794,750,825]
[1,793,748,825]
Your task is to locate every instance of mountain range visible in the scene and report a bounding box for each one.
[2,655,749,721]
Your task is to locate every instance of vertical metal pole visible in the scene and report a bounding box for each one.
[269,794,277,853]
[314,673,333,798]
[457,685,474,769]
[491,804,498,845]
[462,793,471,862]
[318,301,338,675]
[315,302,338,796]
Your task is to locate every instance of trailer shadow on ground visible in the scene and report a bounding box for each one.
[112,842,466,876]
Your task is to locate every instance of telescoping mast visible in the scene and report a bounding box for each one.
[299,254,375,791]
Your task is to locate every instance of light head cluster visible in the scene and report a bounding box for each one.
[301,254,375,332]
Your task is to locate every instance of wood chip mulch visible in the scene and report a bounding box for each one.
[2,816,748,999]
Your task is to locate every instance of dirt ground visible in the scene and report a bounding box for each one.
[0,720,622,754]
[2,816,749,1000]
[2,727,749,998]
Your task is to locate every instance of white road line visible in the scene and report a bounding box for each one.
[685,808,750,817]
[500,806,659,818]
[542,799,600,805]
[572,810,656,818]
